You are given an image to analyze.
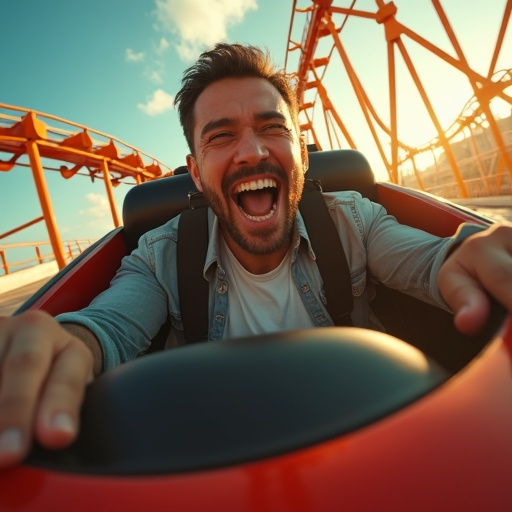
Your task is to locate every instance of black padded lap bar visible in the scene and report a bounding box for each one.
[27,328,448,476]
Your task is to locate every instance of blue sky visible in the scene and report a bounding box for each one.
[1,0,510,257]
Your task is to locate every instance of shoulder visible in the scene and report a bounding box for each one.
[136,207,215,252]
[322,189,365,205]
[319,190,389,235]
[321,190,384,216]
[139,214,181,248]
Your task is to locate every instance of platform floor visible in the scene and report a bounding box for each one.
[0,277,50,316]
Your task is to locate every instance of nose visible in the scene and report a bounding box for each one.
[234,130,269,166]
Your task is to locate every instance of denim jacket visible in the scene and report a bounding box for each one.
[57,190,454,371]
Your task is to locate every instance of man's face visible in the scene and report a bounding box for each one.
[187,77,307,272]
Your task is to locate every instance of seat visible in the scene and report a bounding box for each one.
[122,149,376,251]
[120,148,502,372]
[17,148,502,374]
[16,149,376,317]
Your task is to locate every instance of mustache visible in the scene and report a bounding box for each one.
[222,163,288,193]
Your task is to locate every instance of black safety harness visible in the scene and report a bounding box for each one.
[175,179,353,344]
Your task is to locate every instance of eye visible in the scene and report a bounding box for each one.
[207,131,234,143]
[262,124,291,134]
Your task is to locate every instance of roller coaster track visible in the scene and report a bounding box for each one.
[286,0,512,197]
[0,104,174,270]
[1,0,511,275]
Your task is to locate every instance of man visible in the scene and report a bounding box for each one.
[0,43,511,468]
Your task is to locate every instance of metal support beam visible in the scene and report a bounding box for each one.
[25,141,67,269]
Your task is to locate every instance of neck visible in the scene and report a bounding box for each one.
[223,236,292,275]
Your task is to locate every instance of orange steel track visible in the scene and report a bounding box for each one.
[0,104,174,269]
[1,1,511,274]
[286,0,512,196]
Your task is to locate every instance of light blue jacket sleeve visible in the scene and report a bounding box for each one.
[56,219,180,371]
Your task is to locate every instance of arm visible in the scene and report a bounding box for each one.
[56,222,178,371]
[363,200,512,333]
[0,220,179,469]
[331,192,511,330]
[61,321,104,375]
[0,312,101,468]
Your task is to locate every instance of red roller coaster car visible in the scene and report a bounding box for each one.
[0,150,510,512]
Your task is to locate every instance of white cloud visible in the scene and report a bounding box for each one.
[137,88,174,116]
[155,0,258,61]
[157,37,170,54]
[125,48,145,62]
[147,69,164,84]
[145,58,165,84]
[79,193,110,218]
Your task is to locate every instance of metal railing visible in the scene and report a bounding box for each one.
[0,239,94,276]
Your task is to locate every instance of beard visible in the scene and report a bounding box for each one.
[201,162,305,256]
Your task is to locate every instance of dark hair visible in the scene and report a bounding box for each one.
[174,43,299,154]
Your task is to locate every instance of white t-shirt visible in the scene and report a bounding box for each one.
[220,237,316,340]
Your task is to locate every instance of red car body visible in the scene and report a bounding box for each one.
[0,150,510,512]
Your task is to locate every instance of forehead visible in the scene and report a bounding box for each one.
[193,77,292,133]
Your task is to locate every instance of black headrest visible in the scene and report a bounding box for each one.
[122,149,376,251]
[305,149,376,199]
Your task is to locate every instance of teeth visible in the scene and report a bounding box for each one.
[242,204,276,222]
[235,178,277,194]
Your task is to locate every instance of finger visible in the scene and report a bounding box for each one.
[35,341,93,448]
[0,323,54,467]
[451,284,491,335]
[439,265,491,335]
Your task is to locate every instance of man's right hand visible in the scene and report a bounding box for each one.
[0,310,95,469]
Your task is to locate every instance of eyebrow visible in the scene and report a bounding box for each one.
[200,111,288,139]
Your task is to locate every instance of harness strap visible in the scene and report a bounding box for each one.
[177,180,353,343]
[177,206,210,343]
[299,180,353,326]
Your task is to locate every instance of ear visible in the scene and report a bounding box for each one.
[186,154,203,192]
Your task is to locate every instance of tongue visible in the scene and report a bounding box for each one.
[238,189,274,217]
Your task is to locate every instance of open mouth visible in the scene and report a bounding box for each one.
[234,178,279,221]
